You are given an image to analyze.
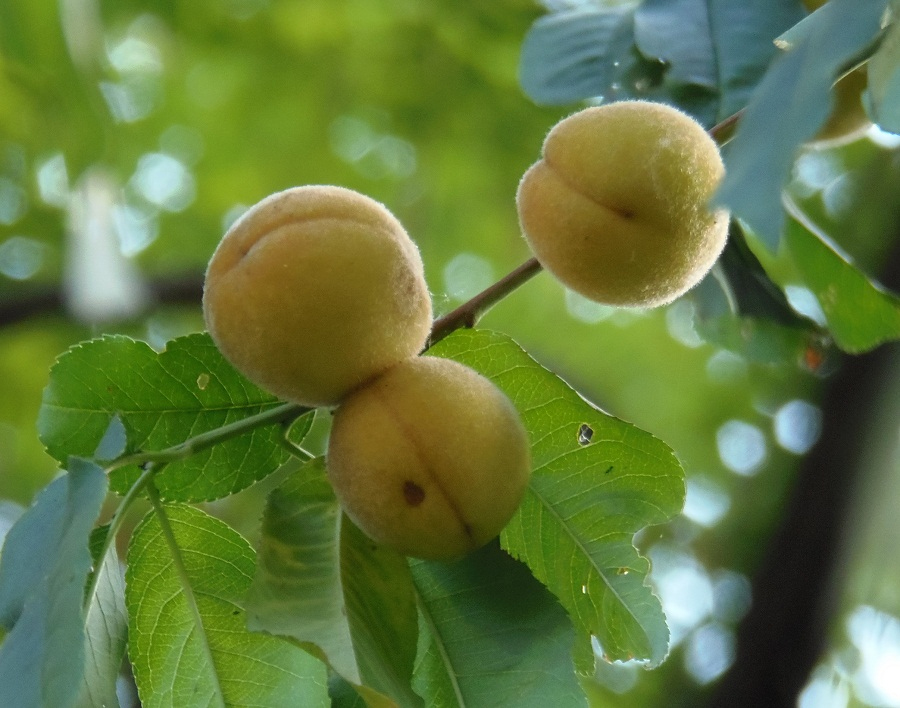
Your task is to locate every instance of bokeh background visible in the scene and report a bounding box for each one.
[2,1,900,706]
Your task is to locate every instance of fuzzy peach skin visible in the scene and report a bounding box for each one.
[327,356,531,561]
[516,101,730,308]
[203,185,432,407]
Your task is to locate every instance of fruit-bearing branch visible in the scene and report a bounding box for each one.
[427,257,543,347]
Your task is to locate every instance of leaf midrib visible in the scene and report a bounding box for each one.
[705,0,724,99]
[523,476,648,647]
[150,497,227,708]
[42,401,282,415]
[413,587,466,708]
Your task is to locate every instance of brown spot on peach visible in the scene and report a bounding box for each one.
[403,481,425,506]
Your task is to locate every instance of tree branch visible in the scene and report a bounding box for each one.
[427,257,543,348]
[106,401,308,472]
[708,229,900,708]
[0,272,205,328]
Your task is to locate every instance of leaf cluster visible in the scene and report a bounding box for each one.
[0,329,684,707]
[521,0,900,363]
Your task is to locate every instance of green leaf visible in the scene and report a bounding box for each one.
[126,503,328,708]
[78,527,127,708]
[775,4,822,50]
[0,459,108,708]
[428,330,684,668]
[329,674,371,708]
[94,414,128,462]
[689,227,819,364]
[691,276,814,366]
[715,0,888,248]
[711,226,812,326]
[634,0,805,120]
[286,409,316,450]
[411,543,587,708]
[0,501,24,550]
[519,7,636,106]
[783,209,900,352]
[246,458,421,707]
[634,0,716,90]
[868,14,900,133]
[38,332,296,502]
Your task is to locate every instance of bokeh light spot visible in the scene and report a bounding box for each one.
[706,350,748,383]
[794,151,842,191]
[650,546,714,646]
[36,153,70,207]
[443,253,495,302]
[0,237,46,281]
[716,420,767,476]
[99,79,159,123]
[130,153,196,212]
[785,285,828,326]
[0,177,27,225]
[113,203,159,256]
[565,289,614,324]
[330,116,377,163]
[684,622,736,685]
[711,570,752,624]
[666,299,703,348]
[683,476,731,528]
[774,399,823,454]
[847,605,900,707]
[798,668,850,708]
[107,36,163,74]
[329,115,416,179]
[222,204,249,232]
[822,172,857,219]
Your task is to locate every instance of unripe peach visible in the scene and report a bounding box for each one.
[327,356,531,561]
[517,101,730,308]
[203,186,432,407]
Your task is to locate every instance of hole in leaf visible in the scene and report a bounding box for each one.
[578,424,593,445]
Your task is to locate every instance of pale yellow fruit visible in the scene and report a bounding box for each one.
[203,185,432,407]
[327,356,531,561]
[517,101,730,308]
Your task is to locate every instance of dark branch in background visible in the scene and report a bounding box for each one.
[0,272,204,329]
[0,261,545,344]
[0,286,64,328]
[708,232,900,708]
